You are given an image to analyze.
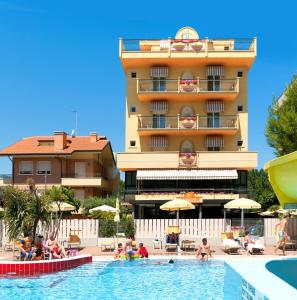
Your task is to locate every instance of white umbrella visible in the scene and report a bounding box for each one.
[50,202,76,212]
[0,207,4,212]
[259,210,275,216]
[114,198,120,242]
[89,204,116,213]
[224,198,261,228]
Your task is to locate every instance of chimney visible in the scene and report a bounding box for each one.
[54,131,67,150]
[90,132,98,143]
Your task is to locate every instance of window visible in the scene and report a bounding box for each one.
[237,140,243,147]
[237,105,243,112]
[224,46,229,51]
[207,147,220,151]
[130,106,136,113]
[153,77,166,91]
[19,161,33,175]
[207,112,220,128]
[153,114,166,128]
[131,72,137,78]
[38,140,54,146]
[207,75,221,91]
[36,161,51,175]
[130,140,136,147]
[237,71,243,77]
[125,171,137,191]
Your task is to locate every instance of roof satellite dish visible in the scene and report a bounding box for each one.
[71,129,75,137]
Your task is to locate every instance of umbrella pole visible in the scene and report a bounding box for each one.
[223,209,226,232]
[177,209,180,254]
[241,209,244,228]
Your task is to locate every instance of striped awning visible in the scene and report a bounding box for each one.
[151,66,169,78]
[205,135,224,148]
[136,169,238,180]
[206,100,224,112]
[207,65,224,76]
[150,135,168,148]
[150,101,168,113]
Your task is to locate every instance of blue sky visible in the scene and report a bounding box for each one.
[0,0,296,174]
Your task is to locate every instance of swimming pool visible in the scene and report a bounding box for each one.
[266,258,297,290]
[0,259,242,299]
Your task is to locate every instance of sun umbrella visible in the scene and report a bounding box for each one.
[259,210,275,216]
[276,209,289,215]
[224,198,261,228]
[49,202,76,212]
[89,205,116,213]
[160,199,195,250]
[0,207,4,212]
[114,198,120,243]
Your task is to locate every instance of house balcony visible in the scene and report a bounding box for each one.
[137,115,238,136]
[61,174,108,188]
[116,151,258,171]
[137,78,239,101]
[119,38,257,70]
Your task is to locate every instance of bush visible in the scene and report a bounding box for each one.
[99,219,115,237]
[124,215,135,238]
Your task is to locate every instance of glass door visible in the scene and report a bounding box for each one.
[207,112,220,128]
[153,114,166,128]
[153,77,166,91]
[207,75,220,91]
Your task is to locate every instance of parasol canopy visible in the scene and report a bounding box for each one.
[89,205,116,213]
[224,198,261,209]
[160,199,195,211]
[50,202,76,212]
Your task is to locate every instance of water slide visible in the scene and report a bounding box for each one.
[264,151,297,208]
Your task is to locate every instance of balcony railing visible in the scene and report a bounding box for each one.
[138,115,238,131]
[137,78,239,95]
[120,38,256,53]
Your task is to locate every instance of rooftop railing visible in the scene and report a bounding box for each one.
[120,37,256,53]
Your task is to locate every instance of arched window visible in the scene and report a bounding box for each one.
[180,106,194,117]
[180,140,194,153]
[181,71,193,80]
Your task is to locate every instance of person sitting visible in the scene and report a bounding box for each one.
[19,240,30,261]
[46,233,67,259]
[114,243,125,259]
[166,232,179,244]
[138,243,149,258]
[196,238,212,261]
[24,234,36,261]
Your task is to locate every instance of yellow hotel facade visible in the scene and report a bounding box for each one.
[117,27,258,219]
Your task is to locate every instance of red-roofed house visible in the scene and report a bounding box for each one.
[0,131,119,202]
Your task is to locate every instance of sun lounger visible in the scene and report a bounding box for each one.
[246,240,264,254]
[182,240,196,251]
[100,240,115,251]
[67,234,81,249]
[222,239,241,254]
[165,243,178,250]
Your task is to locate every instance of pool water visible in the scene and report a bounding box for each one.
[266,258,297,290]
[0,260,242,300]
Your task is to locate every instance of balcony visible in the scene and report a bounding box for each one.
[117,151,258,171]
[120,38,257,69]
[61,174,108,188]
[137,115,238,136]
[137,78,239,101]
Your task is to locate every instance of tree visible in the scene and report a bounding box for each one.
[248,169,278,210]
[44,186,80,238]
[266,76,297,156]
[3,185,51,241]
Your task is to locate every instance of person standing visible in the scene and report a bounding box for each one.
[274,214,289,255]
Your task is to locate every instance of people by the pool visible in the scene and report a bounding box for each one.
[114,241,149,260]
[196,238,212,261]
[274,214,289,255]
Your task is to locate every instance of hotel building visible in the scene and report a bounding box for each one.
[117,26,258,218]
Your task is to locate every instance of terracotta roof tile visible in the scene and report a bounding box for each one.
[0,136,109,155]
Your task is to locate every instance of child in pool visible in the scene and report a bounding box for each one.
[138,243,149,258]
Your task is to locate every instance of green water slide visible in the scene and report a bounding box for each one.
[264,151,297,208]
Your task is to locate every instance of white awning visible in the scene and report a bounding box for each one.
[136,169,238,180]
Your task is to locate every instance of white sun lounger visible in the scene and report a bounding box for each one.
[222,239,241,254]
